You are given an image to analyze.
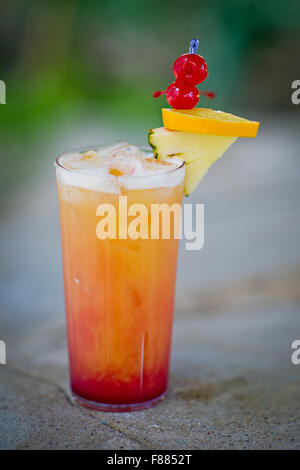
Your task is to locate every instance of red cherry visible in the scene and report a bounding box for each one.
[173,53,208,85]
[153,84,215,109]
[165,81,199,109]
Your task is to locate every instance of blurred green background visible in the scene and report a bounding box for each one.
[1,0,300,336]
[1,0,300,195]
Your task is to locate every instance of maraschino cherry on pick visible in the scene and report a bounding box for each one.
[153,81,200,109]
[173,38,208,85]
[153,38,215,110]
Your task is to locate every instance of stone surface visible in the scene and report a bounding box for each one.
[0,113,300,449]
[1,297,300,450]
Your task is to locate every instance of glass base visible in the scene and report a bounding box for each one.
[72,390,167,412]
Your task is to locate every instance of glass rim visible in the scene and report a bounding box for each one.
[55,143,185,180]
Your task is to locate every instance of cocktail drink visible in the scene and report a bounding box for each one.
[56,144,185,411]
[55,38,259,412]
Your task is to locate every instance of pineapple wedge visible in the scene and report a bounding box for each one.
[148,127,237,195]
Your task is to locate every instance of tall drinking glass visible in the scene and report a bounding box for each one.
[56,146,185,411]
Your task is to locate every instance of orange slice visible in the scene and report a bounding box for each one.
[162,108,260,138]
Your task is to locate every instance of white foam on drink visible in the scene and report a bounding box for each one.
[56,143,184,193]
